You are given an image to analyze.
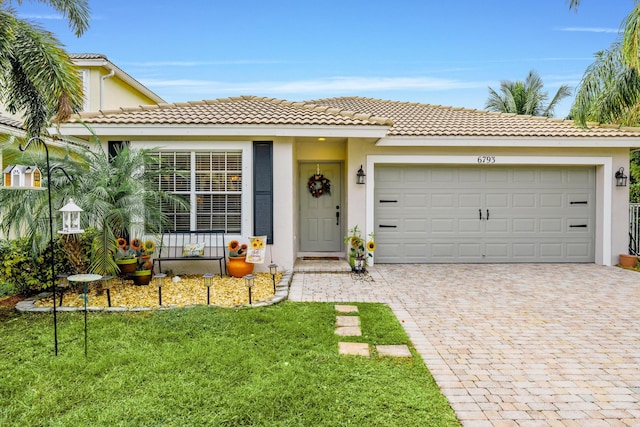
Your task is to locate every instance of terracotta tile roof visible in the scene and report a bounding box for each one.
[309,97,640,138]
[73,95,640,138]
[75,96,393,127]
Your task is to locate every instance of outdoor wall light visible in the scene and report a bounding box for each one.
[356,165,366,184]
[244,274,255,304]
[615,167,628,187]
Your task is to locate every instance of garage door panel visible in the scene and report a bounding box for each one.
[459,218,482,233]
[540,193,564,208]
[431,193,454,208]
[486,218,509,233]
[374,165,595,263]
[431,218,455,232]
[459,193,481,207]
[513,243,536,257]
[513,193,536,208]
[485,243,509,257]
[512,218,536,233]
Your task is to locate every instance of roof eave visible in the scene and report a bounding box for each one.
[52,123,390,139]
[376,135,640,148]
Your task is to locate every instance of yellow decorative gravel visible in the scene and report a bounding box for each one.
[35,273,283,309]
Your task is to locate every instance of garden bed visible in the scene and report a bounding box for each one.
[34,273,283,309]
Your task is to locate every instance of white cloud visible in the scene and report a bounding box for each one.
[19,14,64,20]
[141,76,490,96]
[125,60,287,67]
[558,26,620,33]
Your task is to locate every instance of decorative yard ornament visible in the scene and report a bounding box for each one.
[3,164,42,188]
[58,199,84,234]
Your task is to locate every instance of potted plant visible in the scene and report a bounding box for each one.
[344,225,376,272]
[619,253,638,268]
[226,239,254,278]
[115,237,137,274]
[132,238,155,285]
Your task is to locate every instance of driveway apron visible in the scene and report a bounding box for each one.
[289,263,640,426]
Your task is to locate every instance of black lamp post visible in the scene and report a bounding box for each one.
[19,136,73,356]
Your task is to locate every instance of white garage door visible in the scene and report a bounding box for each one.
[374,165,595,263]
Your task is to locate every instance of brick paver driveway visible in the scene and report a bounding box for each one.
[289,264,640,426]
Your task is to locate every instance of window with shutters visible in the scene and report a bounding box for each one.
[150,151,242,232]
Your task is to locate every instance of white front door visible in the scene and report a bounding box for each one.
[299,162,342,252]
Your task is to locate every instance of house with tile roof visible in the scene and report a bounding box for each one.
[54,95,640,271]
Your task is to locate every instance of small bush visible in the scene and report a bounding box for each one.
[0,228,98,295]
[0,279,16,298]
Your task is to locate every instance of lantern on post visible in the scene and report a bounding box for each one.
[269,263,278,293]
[244,274,255,304]
[58,199,84,235]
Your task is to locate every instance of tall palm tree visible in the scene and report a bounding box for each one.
[0,0,90,136]
[485,69,572,117]
[569,2,640,126]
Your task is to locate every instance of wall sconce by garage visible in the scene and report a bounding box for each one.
[615,167,628,187]
[356,165,366,184]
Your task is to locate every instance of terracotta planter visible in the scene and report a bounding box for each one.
[226,256,254,278]
[619,254,638,268]
[116,258,137,274]
[132,269,152,285]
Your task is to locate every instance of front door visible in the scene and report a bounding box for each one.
[299,162,342,252]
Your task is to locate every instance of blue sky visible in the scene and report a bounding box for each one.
[15,0,636,118]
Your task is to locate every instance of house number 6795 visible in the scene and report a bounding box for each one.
[477,156,496,164]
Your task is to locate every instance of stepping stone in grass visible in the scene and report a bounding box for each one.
[376,344,412,358]
[336,315,359,327]
[335,304,358,313]
[339,342,369,356]
[335,326,362,336]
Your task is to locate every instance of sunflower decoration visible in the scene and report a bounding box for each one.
[367,240,376,252]
[228,240,246,258]
[130,238,143,251]
[343,225,376,270]
[117,237,128,249]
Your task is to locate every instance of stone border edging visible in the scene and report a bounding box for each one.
[15,270,294,313]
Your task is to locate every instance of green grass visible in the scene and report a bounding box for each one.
[0,302,459,426]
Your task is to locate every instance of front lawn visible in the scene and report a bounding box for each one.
[0,302,459,426]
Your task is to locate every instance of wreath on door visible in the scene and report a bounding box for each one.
[307,174,331,198]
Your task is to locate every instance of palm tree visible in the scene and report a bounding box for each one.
[0,142,186,276]
[485,70,572,117]
[0,0,90,136]
[568,2,640,126]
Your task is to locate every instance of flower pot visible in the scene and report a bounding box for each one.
[619,254,638,268]
[226,256,254,278]
[132,269,152,285]
[116,258,137,274]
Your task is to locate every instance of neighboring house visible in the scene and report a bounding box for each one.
[70,53,165,112]
[54,96,640,271]
[0,53,164,123]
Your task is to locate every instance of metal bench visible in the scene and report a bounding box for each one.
[152,230,226,277]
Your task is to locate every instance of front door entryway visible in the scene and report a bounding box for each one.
[299,162,342,252]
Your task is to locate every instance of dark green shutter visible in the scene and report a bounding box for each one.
[253,142,273,244]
